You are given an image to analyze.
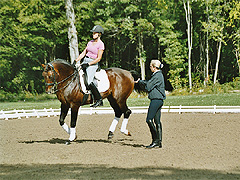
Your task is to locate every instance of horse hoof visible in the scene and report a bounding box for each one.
[69,135,77,142]
[127,132,131,136]
[108,131,114,140]
[73,135,77,141]
[121,131,131,136]
[67,135,77,145]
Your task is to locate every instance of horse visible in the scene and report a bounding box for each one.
[42,59,142,143]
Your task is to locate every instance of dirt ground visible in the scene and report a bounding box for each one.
[0,113,240,179]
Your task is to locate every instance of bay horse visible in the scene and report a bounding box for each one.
[42,59,140,143]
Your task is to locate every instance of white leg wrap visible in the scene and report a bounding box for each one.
[120,118,129,134]
[109,117,120,132]
[62,123,70,134]
[69,128,76,141]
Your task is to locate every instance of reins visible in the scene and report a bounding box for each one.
[44,62,78,94]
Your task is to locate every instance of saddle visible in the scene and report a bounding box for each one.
[78,69,110,94]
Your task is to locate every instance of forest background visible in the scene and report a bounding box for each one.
[0,0,240,101]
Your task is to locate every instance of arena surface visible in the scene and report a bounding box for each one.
[0,113,240,179]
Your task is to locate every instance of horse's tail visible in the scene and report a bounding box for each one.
[130,70,148,94]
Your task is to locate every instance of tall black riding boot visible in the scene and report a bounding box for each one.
[156,123,162,148]
[146,120,160,148]
[89,82,103,108]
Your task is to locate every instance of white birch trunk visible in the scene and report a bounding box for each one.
[205,3,210,84]
[183,0,192,90]
[235,49,240,74]
[138,33,145,80]
[213,40,222,84]
[206,30,209,83]
[65,0,79,63]
[234,39,240,74]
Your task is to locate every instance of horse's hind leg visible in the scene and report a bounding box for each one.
[120,108,132,136]
[59,103,70,134]
[120,103,132,136]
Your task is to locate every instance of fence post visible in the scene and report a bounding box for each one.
[50,108,56,117]
[213,105,216,114]
[179,105,182,114]
[1,110,8,120]
[78,107,81,115]
[15,109,21,119]
[90,107,93,115]
[44,108,50,117]
[33,109,40,118]
[22,109,29,118]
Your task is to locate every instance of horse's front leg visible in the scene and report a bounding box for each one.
[68,105,79,142]
[59,103,70,134]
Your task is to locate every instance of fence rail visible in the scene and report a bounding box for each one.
[1,106,240,120]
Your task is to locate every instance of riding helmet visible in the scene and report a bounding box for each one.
[90,25,104,34]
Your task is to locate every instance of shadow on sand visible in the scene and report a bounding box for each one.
[0,164,239,180]
[19,138,145,148]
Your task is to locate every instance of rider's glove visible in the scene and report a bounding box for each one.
[81,63,89,71]
[72,60,77,66]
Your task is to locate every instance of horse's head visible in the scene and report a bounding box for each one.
[42,62,58,94]
[42,59,75,94]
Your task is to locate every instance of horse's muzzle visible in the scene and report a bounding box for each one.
[45,84,56,94]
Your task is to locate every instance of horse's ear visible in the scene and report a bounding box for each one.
[41,64,46,69]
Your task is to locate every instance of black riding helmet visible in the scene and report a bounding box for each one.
[90,25,104,34]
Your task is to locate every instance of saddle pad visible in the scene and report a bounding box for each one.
[79,69,110,93]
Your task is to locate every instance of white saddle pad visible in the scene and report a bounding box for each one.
[79,69,110,93]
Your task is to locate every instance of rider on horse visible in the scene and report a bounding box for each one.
[74,25,105,108]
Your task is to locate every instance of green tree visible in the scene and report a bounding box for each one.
[229,0,240,75]
[0,0,68,93]
[1,0,239,96]
[201,0,232,84]
[150,1,187,89]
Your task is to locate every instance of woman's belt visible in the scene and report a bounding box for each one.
[85,56,94,59]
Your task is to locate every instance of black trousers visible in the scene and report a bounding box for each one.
[146,99,163,142]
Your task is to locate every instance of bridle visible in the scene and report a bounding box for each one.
[44,62,78,94]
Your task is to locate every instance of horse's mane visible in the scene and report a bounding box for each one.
[51,59,71,66]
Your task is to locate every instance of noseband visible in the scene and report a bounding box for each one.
[44,62,77,94]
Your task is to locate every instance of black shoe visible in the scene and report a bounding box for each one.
[90,99,103,108]
[159,142,162,148]
[146,141,162,149]
[108,131,114,140]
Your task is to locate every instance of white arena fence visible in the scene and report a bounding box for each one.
[1,106,240,120]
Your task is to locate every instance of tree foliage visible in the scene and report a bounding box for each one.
[0,0,239,94]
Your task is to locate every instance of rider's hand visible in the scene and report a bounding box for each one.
[81,63,89,71]
[134,78,140,83]
[72,60,77,66]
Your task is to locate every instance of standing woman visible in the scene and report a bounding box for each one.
[75,25,105,108]
[135,60,166,148]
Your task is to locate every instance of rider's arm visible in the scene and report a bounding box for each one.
[88,49,104,65]
[75,47,87,62]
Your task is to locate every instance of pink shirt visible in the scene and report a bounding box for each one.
[86,40,105,59]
